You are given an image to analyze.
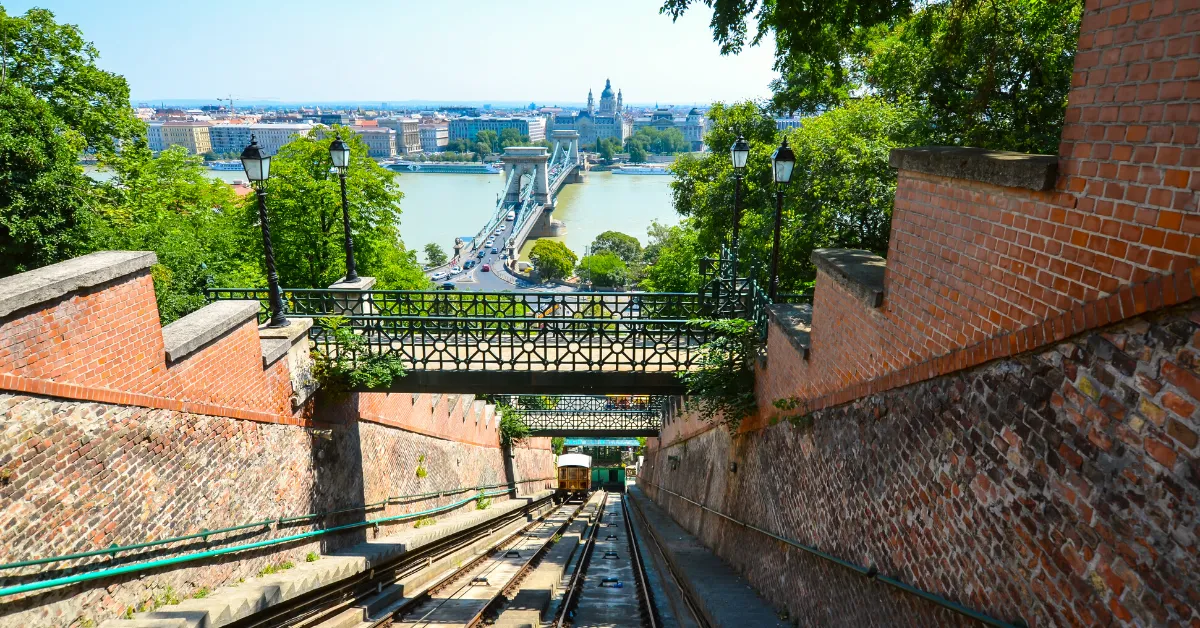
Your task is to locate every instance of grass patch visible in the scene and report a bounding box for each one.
[476,496,493,510]
[305,552,320,563]
[192,587,210,599]
[413,517,437,528]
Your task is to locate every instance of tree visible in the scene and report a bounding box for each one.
[498,127,530,148]
[475,141,492,159]
[590,231,642,267]
[596,137,622,164]
[93,144,258,323]
[662,0,1080,154]
[628,142,648,163]
[423,242,448,267]
[242,126,427,290]
[669,99,915,293]
[641,220,705,293]
[576,251,628,288]
[0,82,94,275]
[626,127,691,155]
[475,130,499,153]
[528,240,577,282]
[0,7,143,154]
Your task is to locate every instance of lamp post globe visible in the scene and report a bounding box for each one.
[729,136,750,280]
[768,138,796,301]
[329,134,358,282]
[241,135,288,327]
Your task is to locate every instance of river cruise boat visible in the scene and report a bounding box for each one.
[612,165,671,175]
[388,161,501,174]
[208,160,244,171]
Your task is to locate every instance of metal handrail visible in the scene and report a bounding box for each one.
[0,478,553,574]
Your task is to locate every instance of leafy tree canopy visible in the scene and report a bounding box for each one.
[640,219,705,293]
[528,239,578,282]
[590,231,642,266]
[242,126,427,290]
[626,127,691,155]
[0,7,143,154]
[576,251,629,288]
[424,242,448,267]
[662,0,1080,154]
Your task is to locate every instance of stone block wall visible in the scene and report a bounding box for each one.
[644,302,1200,626]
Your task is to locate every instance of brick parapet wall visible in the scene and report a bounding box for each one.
[644,302,1200,626]
[0,268,314,428]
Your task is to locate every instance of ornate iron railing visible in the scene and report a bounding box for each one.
[492,395,666,435]
[204,288,712,323]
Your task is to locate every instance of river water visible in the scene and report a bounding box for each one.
[87,166,678,262]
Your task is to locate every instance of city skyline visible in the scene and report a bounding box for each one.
[7,0,778,104]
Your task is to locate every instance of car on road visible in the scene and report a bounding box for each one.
[432,271,447,281]
[440,282,456,290]
[477,250,486,259]
[491,248,498,254]
[450,265,461,274]
[481,264,491,272]
[464,260,476,270]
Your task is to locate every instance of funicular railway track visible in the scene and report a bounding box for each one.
[231,489,701,628]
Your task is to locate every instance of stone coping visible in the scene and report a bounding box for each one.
[811,248,886,308]
[258,317,313,342]
[768,303,812,360]
[161,301,261,363]
[889,146,1058,191]
[329,276,377,290]
[260,338,291,368]
[0,250,157,319]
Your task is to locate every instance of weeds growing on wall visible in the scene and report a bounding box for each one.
[312,316,407,393]
[677,318,760,432]
[415,454,428,478]
[770,396,815,431]
[498,405,532,448]
[476,494,493,510]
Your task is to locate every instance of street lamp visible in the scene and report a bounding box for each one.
[729,136,749,280]
[329,134,358,282]
[241,135,288,328]
[768,137,795,302]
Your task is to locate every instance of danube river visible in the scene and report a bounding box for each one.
[90,166,678,261]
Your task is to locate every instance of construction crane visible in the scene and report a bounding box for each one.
[216,94,235,117]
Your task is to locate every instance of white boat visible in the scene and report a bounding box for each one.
[208,160,243,171]
[612,165,671,175]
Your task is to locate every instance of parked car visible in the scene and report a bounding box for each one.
[491,248,499,254]
[440,282,456,290]
[481,264,491,272]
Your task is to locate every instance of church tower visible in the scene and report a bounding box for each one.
[587,88,594,116]
[617,89,623,114]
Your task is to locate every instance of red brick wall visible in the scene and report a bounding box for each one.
[744,0,1200,430]
[0,270,308,426]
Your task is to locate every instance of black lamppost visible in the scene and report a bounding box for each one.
[729,136,749,279]
[329,134,358,282]
[768,138,796,302]
[241,135,289,327]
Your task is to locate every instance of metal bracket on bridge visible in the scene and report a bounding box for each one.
[600,577,624,588]
[602,551,620,560]
[505,550,521,558]
[470,577,490,586]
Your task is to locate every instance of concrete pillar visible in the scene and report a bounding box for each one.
[500,146,549,206]
[328,275,376,317]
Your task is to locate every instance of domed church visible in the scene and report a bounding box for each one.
[550,78,632,147]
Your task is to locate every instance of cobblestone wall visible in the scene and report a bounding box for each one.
[643,302,1199,626]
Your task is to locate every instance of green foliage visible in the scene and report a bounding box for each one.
[0,7,142,154]
[424,242,448,267]
[590,231,642,266]
[311,316,407,392]
[516,395,558,410]
[0,82,94,275]
[628,142,648,163]
[78,619,95,628]
[640,220,704,293]
[93,144,259,323]
[256,560,296,578]
[413,516,437,528]
[476,495,493,510]
[528,239,577,282]
[244,126,427,290]
[192,587,211,599]
[498,405,532,448]
[677,318,760,432]
[625,126,691,155]
[475,130,499,154]
[576,251,628,288]
[415,454,428,479]
[551,437,565,455]
[305,552,319,562]
[666,99,916,293]
[596,137,623,164]
[662,0,1079,154]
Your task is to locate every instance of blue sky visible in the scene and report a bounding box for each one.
[10,0,778,105]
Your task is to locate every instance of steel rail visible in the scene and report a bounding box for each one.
[553,491,610,628]
[643,481,1020,628]
[231,494,562,628]
[620,493,658,628]
[625,489,707,628]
